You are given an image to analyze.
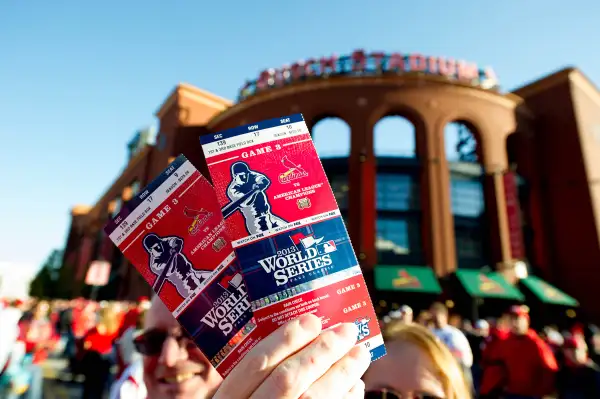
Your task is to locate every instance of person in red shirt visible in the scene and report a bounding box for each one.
[71,301,87,338]
[479,319,511,398]
[81,304,120,399]
[482,305,558,399]
[17,300,57,365]
[118,297,150,337]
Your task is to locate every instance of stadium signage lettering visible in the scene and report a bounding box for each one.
[238,49,499,101]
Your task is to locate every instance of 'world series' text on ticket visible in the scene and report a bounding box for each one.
[104,155,259,377]
[201,114,386,362]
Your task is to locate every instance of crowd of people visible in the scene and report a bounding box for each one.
[381,303,600,398]
[0,296,149,399]
[1,295,600,398]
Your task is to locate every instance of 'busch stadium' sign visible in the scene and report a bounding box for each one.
[238,49,499,101]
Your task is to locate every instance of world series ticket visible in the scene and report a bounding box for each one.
[104,155,259,376]
[200,114,386,361]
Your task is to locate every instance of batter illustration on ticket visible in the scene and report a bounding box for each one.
[201,114,386,361]
[104,155,259,376]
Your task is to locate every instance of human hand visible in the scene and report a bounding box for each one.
[214,313,370,399]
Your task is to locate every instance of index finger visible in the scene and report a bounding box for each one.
[214,313,322,399]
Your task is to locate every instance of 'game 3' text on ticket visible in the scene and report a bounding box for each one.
[104,155,259,377]
[201,114,386,362]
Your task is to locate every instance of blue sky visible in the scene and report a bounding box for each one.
[1,0,599,280]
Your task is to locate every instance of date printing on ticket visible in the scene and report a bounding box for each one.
[104,155,259,376]
[201,114,386,361]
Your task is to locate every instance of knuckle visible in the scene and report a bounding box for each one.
[270,362,297,395]
[318,330,337,353]
[300,351,319,369]
[245,352,270,373]
[281,323,299,347]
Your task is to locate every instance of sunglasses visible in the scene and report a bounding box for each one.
[133,328,197,356]
[365,389,443,399]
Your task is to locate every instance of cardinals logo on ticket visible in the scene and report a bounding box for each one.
[201,115,386,362]
[104,155,259,376]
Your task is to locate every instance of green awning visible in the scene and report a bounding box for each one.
[375,266,442,294]
[520,276,579,307]
[455,270,524,301]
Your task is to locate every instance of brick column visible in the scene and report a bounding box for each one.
[346,113,377,272]
[482,169,512,267]
[479,128,512,269]
[421,118,457,276]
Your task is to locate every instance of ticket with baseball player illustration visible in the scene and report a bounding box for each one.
[104,155,259,376]
[201,114,386,362]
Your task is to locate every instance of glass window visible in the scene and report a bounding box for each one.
[445,122,479,163]
[376,216,423,264]
[450,176,486,268]
[454,221,483,256]
[329,174,349,210]
[377,174,420,211]
[450,178,484,217]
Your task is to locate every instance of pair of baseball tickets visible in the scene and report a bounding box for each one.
[105,114,385,376]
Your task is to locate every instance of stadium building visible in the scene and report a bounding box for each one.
[62,50,600,323]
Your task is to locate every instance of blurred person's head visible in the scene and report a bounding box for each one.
[474,320,490,337]
[563,336,589,365]
[430,302,448,329]
[417,311,433,328]
[399,305,413,323]
[496,314,511,331]
[508,305,530,335]
[388,310,401,320]
[462,319,473,332]
[449,314,461,328]
[34,300,50,319]
[138,296,222,399]
[585,323,599,341]
[388,305,413,324]
[544,326,564,347]
[364,321,471,399]
[571,323,586,343]
[98,305,120,334]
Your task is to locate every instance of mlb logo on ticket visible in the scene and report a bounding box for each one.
[200,114,386,362]
[104,155,259,376]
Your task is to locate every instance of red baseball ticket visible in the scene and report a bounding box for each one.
[201,114,386,361]
[104,155,259,376]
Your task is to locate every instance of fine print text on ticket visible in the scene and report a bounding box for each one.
[201,114,386,361]
[104,155,259,377]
